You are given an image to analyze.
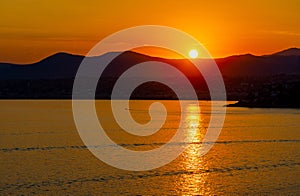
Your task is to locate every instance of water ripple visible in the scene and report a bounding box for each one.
[0,162,299,192]
[1,139,299,152]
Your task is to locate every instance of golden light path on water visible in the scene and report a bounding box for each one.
[175,103,210,195]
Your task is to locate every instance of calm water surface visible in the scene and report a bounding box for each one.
[0,100,299,195]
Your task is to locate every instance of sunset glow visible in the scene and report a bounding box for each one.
[0,1,299,63]
[0,1,300,194]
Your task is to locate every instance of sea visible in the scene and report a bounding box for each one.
[0,100,299,195]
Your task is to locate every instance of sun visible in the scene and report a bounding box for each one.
[189,49,198,59]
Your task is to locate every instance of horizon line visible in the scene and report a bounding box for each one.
[1,47,299,65]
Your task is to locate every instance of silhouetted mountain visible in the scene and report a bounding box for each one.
[270,48,300,56]
[215,53,300,77]
[0,53,84,79]
[1,48,299,80]
[0,48,299,102]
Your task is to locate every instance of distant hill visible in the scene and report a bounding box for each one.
[215,53,300,77]
[270,48,300,56]
[0,53,84,80]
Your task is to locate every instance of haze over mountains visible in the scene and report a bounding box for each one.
[0,48,299,80]
[0,48,299,103]
[269,48,300,56]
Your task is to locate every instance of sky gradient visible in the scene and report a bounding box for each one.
[1,0,300,63]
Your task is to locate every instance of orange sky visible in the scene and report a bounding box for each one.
[1,0,300,63]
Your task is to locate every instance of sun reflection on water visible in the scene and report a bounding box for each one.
[176,103,210,195]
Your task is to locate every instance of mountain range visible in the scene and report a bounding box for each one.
[0,48,299,80]
[0,48,299,101]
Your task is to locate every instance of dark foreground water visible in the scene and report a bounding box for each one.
[0,100,299,195]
